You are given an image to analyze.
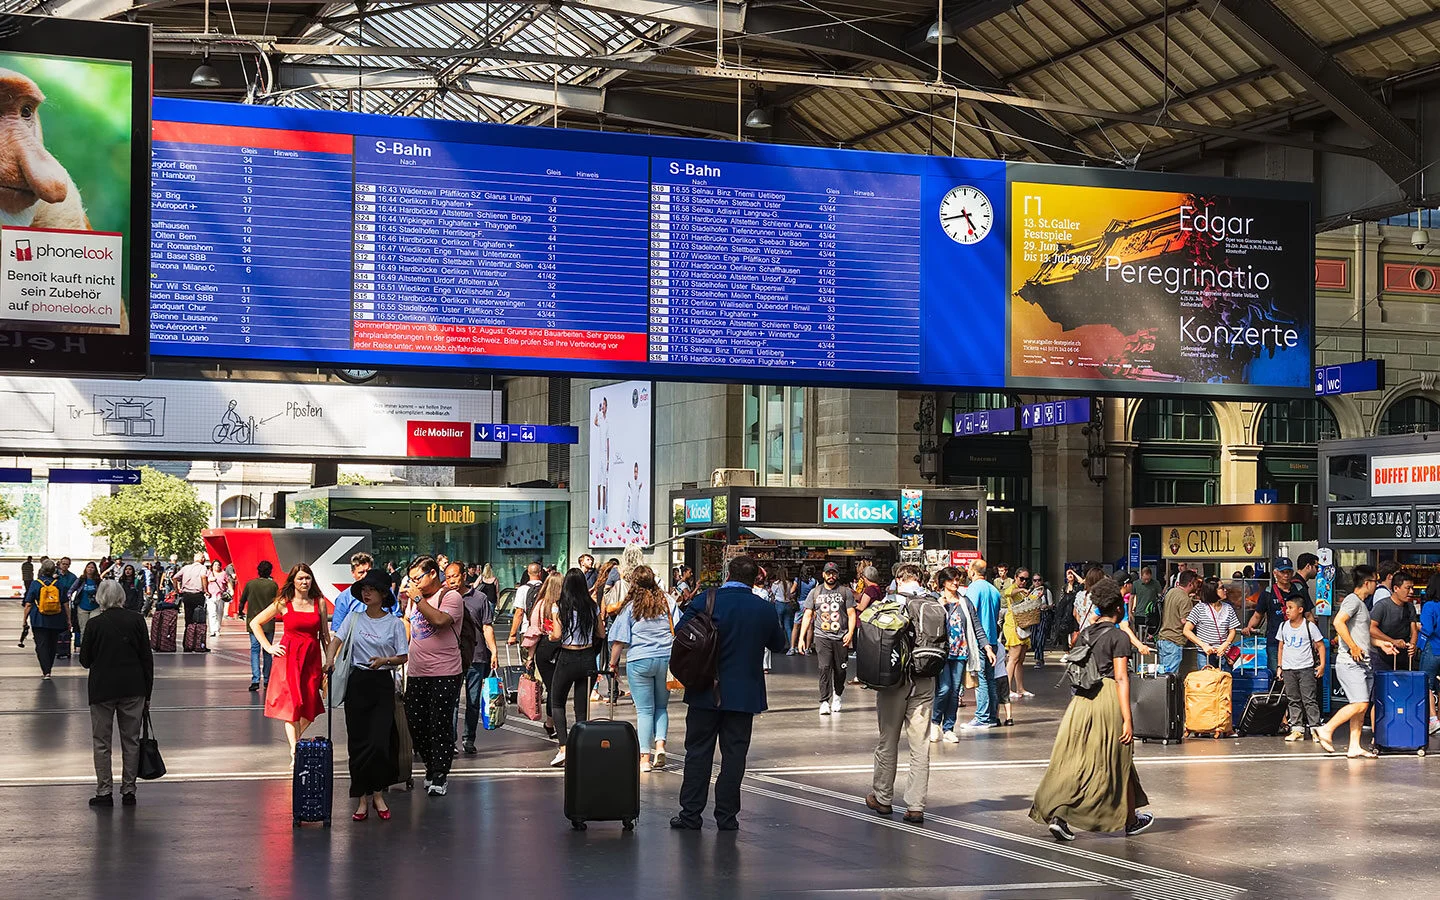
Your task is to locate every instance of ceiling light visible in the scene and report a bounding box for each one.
[925,20,956,45]
[190,52,221,89]
[744,107,773,130]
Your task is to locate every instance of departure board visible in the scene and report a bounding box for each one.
[150,99,1318,398]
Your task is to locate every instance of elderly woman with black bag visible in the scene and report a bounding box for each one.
[80,579,154,807]
[327,569,409,821]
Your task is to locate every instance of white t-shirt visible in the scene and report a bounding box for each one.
[346,611,410,669]
[1277,619,1324,670]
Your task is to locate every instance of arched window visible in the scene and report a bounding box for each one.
[1133,398,1218,443]
[1259,400,1340,445]
[1380,396,1440,435]
[1133,399,1219,506]
[220,494,261,528]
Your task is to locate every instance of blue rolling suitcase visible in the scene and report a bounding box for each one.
[1374,665,1428,755]
[480,674,507,731]
[293,694,334,826]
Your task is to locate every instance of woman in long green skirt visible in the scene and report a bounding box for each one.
[1030,577,1154,841]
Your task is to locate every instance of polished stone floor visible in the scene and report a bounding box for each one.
[5,613,1437,899]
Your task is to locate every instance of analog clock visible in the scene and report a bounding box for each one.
[939,185,993,244]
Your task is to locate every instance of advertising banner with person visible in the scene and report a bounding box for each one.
[588,380,652,548]
[0,15,150,376]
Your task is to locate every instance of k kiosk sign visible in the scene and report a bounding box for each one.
[821,498,899,525]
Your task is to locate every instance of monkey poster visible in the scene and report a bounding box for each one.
[0,15,149,377]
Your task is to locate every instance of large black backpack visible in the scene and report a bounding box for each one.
[670,588,720,696]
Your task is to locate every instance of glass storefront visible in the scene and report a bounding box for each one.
[288,488,569,588]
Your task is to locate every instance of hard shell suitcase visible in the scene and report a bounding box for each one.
[1374,668,1428,755]
[564,719,640,830]
[294,680,334,826]
[1238,679,1288,736]
[1130,673,1183,744]
[1184,660,1233,738]
[151,608,177,653]
[183,622,207,653]
[480,674,507,731]
[1230,670,1271,721]
[499,645,525,703]
[55,630,72,660]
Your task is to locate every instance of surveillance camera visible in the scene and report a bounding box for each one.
[1414,228,1430,251]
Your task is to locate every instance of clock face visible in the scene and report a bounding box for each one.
[939,186,993,244]
[335,368,379,384]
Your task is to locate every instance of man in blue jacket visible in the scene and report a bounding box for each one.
[963,559,1003,728]
[671,555,788,832]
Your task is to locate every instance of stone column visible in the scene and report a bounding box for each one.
[1222,444,1262,505]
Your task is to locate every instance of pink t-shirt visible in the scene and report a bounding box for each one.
[407,588,463,677]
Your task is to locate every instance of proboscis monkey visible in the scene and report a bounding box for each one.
[0,68,129,334]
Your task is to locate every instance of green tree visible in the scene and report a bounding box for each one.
[80,466,212,558]
[338,472,379,486]
[0,494,17,523]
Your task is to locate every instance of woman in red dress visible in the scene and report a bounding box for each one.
[250,563,331,759]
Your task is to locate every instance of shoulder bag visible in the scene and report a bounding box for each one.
[330,613,360,707]
[137,706,166,780]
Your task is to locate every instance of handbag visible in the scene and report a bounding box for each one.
[518,659,544,721]
[330,614,359,707]
[137,707,166,780]
[522,600,543,649]
[963,669,979,690]
[665,609,684,690]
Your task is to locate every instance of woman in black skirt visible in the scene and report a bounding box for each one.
[329,570,409,822]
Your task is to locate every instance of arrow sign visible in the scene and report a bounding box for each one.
[49,468,142,485]
[473,423,580,444]
[1020,398,1090,430]
[310,534,365,602]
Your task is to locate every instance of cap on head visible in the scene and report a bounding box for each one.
[822,562,840,575]
[1273,557,1294,572]
[862,565,879,583]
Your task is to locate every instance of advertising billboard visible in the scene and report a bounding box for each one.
[0,375,501,462]
[588,380,652,548]
[149,99,1313,399]
[0,15,150,377]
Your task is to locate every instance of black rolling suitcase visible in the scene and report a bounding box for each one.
[293,685,333,827]
[1130,671,1183,745]
[564,718,640,831]
[499,645,525,703]
[1238,679,1288,736]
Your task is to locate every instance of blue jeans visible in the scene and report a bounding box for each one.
[249,632,272,684]
[777,606,797,649]
[973,657,1000,725]
[1158,639,1184,674]
[627,655,670,751]
[931,658,965,731]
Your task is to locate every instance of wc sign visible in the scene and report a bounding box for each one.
[822,498,899,525]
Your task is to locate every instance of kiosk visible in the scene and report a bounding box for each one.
[666,486,985,583]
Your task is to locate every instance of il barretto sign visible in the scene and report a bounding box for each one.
[1371,452,1440,498]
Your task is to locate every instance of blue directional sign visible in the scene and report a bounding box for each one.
[953,407,1017,436]
[1019,398,1090,429]
[473,424,580,444]
[1255,489,1279,504]
[0,468,32,483]
[48,469,142,485]
[1128,533,1142,573]
[1314,359,1384,397]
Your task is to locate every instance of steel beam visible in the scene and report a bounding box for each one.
[1210,0,1419,185]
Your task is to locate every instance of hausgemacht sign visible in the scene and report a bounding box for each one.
[822,498,899,525]
[148,100,1315,400]
[0,14,152,377]
[0,376,501,462]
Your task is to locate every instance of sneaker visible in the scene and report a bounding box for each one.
[1285,729,1305,742]
[1430,718,1440,735]
[427,781,448,797]
[1125,813,1155,836]
[928,724,941,743]
[819,701,831,716]
[1022,691,1035,698]
[1009,692,1022,701]
[975,720,1000,729]
[1048,817,1075,842]
[961,718,986,729]
[830,694,842,713]
[121,793,136,807]
[424,778,433,791]
[785,649,796,656]
[463,742,477,755]
[942,731,960,743]
[248,682,259,692]
[549,749,567,768]
[89,794,114,808]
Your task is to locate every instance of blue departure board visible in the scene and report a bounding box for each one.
[150,99,1317,398]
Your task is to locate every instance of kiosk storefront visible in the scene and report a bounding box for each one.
[667,486,985,582]
[1320,433,1440,595]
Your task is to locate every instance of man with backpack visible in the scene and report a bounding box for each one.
[859,562,945,825]
[22,558,70,678]
[670,555,788,832]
